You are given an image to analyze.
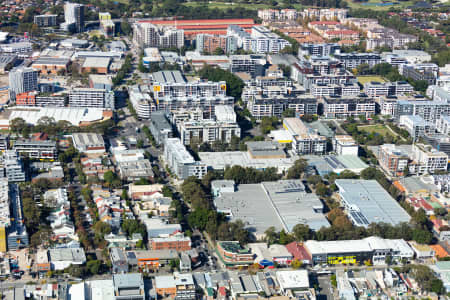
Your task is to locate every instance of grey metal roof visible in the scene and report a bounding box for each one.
[152,70,186,84]
[335,179,411,227]
[112,273,143,289]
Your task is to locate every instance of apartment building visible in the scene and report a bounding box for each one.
[396,100,450,123]
[69,88,115,109]
[196,34,237,54]
[133,22,184,49]
[302,8,348,21]
[334,53,381,69]
[99,12,115,38]
[311,82,360,97]
[333,135,358,156]
[179,120,241,145]
[402,65,436,85]
[399,115,433,140]
[0,151,26,182]
[365,81,414,98]
[258,9,299,21]
[411,144,448,175]
[248,95,317,119]
[322,97,375,119]
[379,144,409,177]
[366,28,417,51]
[34,14,57,27]
[35,95,66,107]
[299,43,340,58]
[13,139,57,160]
[243,26,291,54]
[283,118,327,155]
[149,112,173,145]
[9,67,38,99]
[163,138,207,179]
[229,54,266,76]
[436,116,450,135]
[129,85,155,119]
[151,71,233,112]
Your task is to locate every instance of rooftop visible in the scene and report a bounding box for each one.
[82,57,111,69]
[152,70,186,84]
[112,273,143,288]
[335,179,411,227]
[276,270,309,290]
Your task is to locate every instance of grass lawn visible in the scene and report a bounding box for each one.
[357,124,391,136]
[357,76,386,85]
[347,0,415,11]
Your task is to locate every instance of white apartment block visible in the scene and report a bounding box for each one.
[302,8,348,21]
[411,144,448,175]
[129,85,155,119]
[133,22,184,49]
[164,138,207,179]
[257,9,298,21]
[179,121,241,146]
[243,26,291,54]
[283,118,326,155]
[399,115,433,140]
[333,135,358,156]
[69,88,114,109]
[436,116,450,135]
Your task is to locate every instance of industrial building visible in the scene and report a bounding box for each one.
[335,179,411,227]
[71,133,106,154]
[305,155,368,176]
[213,179,329,237]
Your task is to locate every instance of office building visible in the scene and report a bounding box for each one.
[150,235,191,251]
[62,2,84,33]
[8,67,38,99]
[213,180,329,238]
[149,112,173,145]
[379,144,409,177]
[323,97,375,119]
[333,135,358,156]
[196,34,237,54]
[335,179,411,227]
[34,14,57,27]
[163,138,207,179]
[283,118,326,155]
[112,273,145,300]
[399,115,433,140]
[0,151,26,182]
[333,53,381,69]
[69,88,114,109]
[133,22,184,49]
[13,139,57,160]
[304,237,413,265]
[216,241,254,267]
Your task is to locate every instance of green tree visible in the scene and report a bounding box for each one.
[86,260,102,275]
[287,159,308,179]
[292,224,312,241]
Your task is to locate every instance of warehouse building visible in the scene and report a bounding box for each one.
[71,133,105,154]
[213,179,329,238]
[335,179,411,227]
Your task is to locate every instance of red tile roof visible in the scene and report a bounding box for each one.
[286,242,311,261]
